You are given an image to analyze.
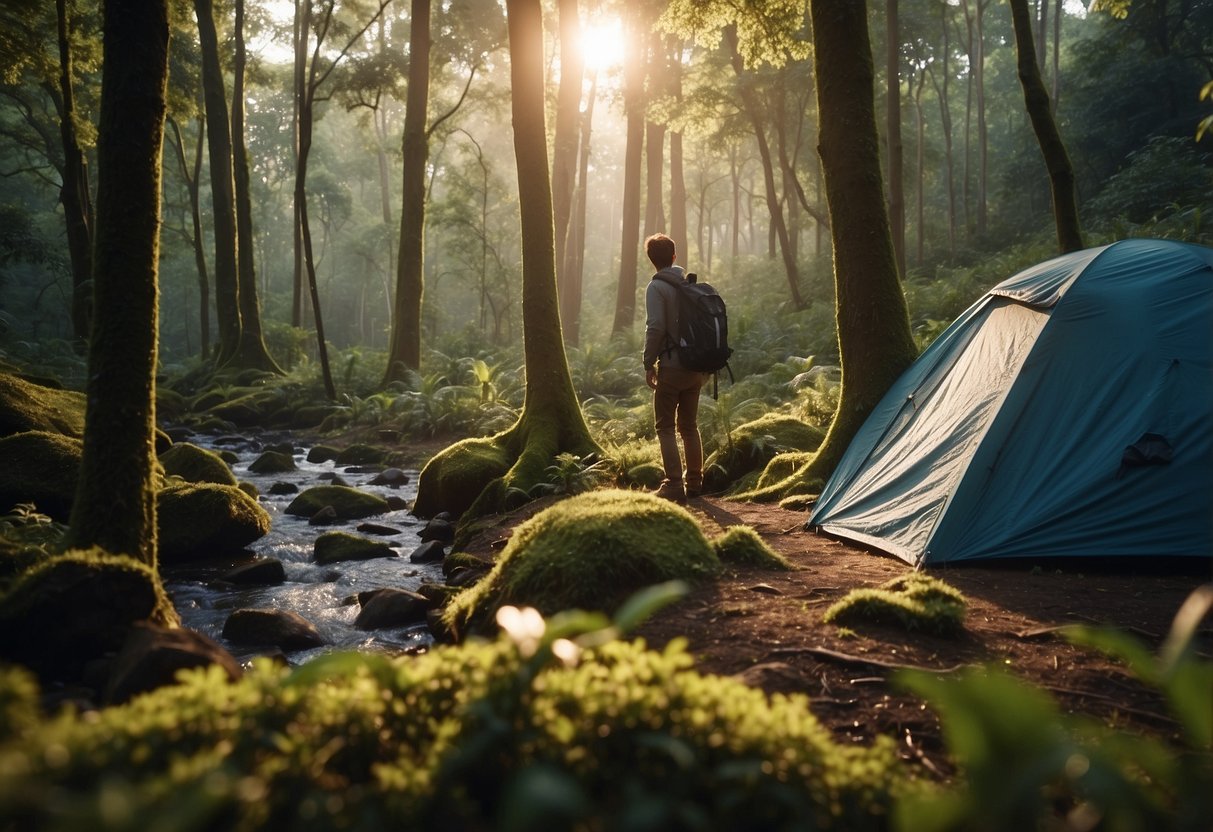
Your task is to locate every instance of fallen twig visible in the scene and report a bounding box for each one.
[770,645,973,675]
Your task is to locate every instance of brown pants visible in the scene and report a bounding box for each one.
[654,365,708,489]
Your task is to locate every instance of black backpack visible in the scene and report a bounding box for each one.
[656,271,734,393]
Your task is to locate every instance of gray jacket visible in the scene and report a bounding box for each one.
[643,265,685,370]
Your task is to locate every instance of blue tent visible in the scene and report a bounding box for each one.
[808,239,1213,566]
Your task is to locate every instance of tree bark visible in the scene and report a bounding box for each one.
[291,0,307,327]
[168,116,210,358]
[1008,0,1083,253]
[667,39,688,262]
[54,0,93,345]
[552,0,582,308]
[195,0,242,364]
[384,0,431,382]
[560,68,596,347]
[751,0,917,499]
[886,0,906,278]
[930,3,957,256]
[68,0,171,574]
[611,10,645,335]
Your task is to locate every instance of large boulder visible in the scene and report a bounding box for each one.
[157,482,271,563]
[285,486,390,520]
[313,531,396,565]
[0,431,82,521]
[413,437,511,519]
[354,588,430,631]
[442,489,721,638]
[0,549,173,681]
[159,442,237,486]
[104,622,242,704]
[704,414,825,492]
[0,372,85,438]
[334,443,386,466]
[222,608,326,650]
[248,451,297,475]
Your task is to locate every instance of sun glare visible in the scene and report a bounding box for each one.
[579,17,626,73]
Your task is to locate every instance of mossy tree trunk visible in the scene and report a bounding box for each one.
[746,0,917,503]
[55,0,93,345]
[66,0,170,570]
[1008,0,1083,254]
[383,0,430,382]
[560,68,596,347]
[611,8,645,336]
[552,0,581,314]
[414,0,598,521]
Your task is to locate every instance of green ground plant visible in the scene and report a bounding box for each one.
[824,573,968,637]
[712,525,792,570]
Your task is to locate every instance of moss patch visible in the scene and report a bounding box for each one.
[414,437,512,519]
[334,443,386,465]
[158,442,237,486]
[284,486,390,520]
[0,372,86,439]
[823,573,967,637]
[248,450,297,475]
[712,525,792,570]
[443,489,720,636]
[0,431,83,521]
[705,414,824,492]
[157,483,271,563]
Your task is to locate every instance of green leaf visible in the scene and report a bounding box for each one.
[612,580,690,634]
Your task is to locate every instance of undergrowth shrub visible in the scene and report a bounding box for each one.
[824,574,967,637]
[712,525,792,570]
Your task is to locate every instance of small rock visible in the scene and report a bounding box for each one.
[344,465,384,475]
[269,481,299,495]
[433,511,454,522]
[354,588,431,631]
[369,468,410,487]
[222,558,286,586]
[446,566,483,587]
[357,522,402,536]
[286,485,390,520]
[409,540,446,564]
[309,505,340,526]
[330,475,351,488]
[314,531,397,565]
[248,450,297,474]
[386,496,410,511]
[265,441,296,456]
[335,444,385,465]
[307,445,340,463]
[222,608,326,650]
[419,519,455,544]
[105,623,241,704]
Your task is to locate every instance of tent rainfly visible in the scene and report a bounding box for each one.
[808,239,1213,567]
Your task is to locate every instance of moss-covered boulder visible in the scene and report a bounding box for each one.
[0,431,83,521]
[704,414,825,492]
[306,444,340,464]
[0,372,86,439]
[158,442,237,486]
[443,489,720,637]
[0,549,175,680]
[313,531,397,565]
[414,437,512,519]
[285,486,390,520]
[248,450,297,475]
[712,525,792,570]
[205,389,287,428]
[157,483,271,563]
[334,443,386,466]
[824,574,967,637]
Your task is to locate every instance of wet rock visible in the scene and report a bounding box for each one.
[446,566,483,587]
[222,608,326,650]
[409,540,446,564]
[159,442,236,486]
[285,485,390,520]
[157,482,271,563]
[386,496,410,511]
[265,441,296,456]
[164,426,194,443]
[222,558,286,586]
[248,450,297,475]
[354,588,430,630]
[416,582,463,608]
[307,444,340,463]
[419,518,455,544]
[237,481,259,500]
[314,531,397,565]
[330,475,351,488]
[216,449,239,465]
[369,468,410,488]
[335,444,385,465]
[356,522,402,536]
[104,622,242,704]
[344,465,384,475]
[308,506,340,526]
[269,481,299,495]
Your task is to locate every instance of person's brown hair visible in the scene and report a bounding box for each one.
[645,233,676,269]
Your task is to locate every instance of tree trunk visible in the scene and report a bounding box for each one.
[552,0,581,306]
[611,10,645,335]
[291,0,307,327]
[68,0,172,577]
[725,26,804,309]
[913,63,927,265]
[729,144,740,260]
[415,0,597,521]
[384,0,431,382]
[230,0,282,372]
[886,0,906,279]
[561,68,596,347]
[168,116,211,358]
[54,0,93,345]
[751,0,917,500]
[667,40,688,261]
[1008,0,1083,253]
[931,3,957,256]
[1051,0,1061,109]
[195,0,241,364]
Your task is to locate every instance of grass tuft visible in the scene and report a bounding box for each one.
[712,525,793,570]
[824,573,967,637]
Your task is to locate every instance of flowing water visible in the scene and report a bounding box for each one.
[164,433,442,663]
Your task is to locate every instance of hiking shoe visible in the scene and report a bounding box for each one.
[653,482,686,504]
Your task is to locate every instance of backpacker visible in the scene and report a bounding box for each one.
[656,271,733,394]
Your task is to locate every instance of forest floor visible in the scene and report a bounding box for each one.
[455,492,1212,779]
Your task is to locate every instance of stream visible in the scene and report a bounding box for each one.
[163,433,442,663]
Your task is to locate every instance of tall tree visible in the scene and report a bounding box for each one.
[1008,0,1083,253]
[166,115,210,357]
[886,0,906,278]
[560,67,597,347]
[959,0,990,235]
[551,0,581,312]
[67,0,172,575]
[667,39,688,262]
[749,0,917,500]
[611,7,646,335]
[54,0,93,343]
[643,30,667,237]
[414,0,597,520]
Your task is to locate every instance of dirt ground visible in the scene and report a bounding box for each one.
[461,494,1212,778]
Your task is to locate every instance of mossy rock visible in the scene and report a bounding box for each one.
[0,431,83,521]
[291,406,338,429]
[0,372,86,439]
[248,450,297,475]
[705,415,824,492]
[284,486,390,520]
[334,443,386,466]
[306,445,340,464]
[157,483,271,563]
[755,451,819,490]
[313,531,397,565]
[207,389,285,428]
[158,442,237,486]
[712,525,792,570]
[443,489,720,637]
[625,462,664,489]
[0,549,174,680]
[414,437,512,519]
[154,388,191,422]
[824,574,967,637]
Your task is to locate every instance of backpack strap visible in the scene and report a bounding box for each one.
[652,272,683,360]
